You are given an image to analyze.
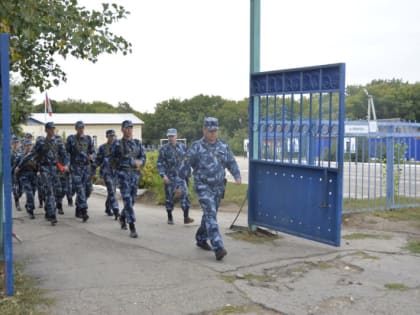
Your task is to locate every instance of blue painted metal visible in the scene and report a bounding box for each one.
[1,33,14,295]
[249,63,346,246]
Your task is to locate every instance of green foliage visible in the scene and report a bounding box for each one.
[345,79,420,122]
[0,0,132,92]
[141,95,249,152]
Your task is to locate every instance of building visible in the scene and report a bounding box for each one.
[23,113,144,147]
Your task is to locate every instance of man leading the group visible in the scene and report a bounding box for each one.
[180,117,241,261]
[157,128,193,225]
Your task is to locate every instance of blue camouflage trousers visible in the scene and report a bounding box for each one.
[164,176,190,211]
[39,165,62,217]
[194,182,224,251]
[104,171,119,215]
[118,169,140,224]
[18,171,37,212]
[71,165,93,210]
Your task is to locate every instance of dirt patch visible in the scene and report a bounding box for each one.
[342,213,420,234]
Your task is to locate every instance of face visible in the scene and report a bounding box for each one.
[24,144,33,153]
[107,135,116,143]
[76,126,84,136]
[122,126,133,139]
[46,128,55,137]
[203,127,218,144]
[168,134,177,144]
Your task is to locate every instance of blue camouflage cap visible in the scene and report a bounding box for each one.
[122,120,133,128]
[166,128,177,136]
[24,133,33,139]
[106,129,116,137]
[23,139,33,146]
[11,135,20,142]
[45,122,55,129]
[203,117,219,131]
[75,121,85,128]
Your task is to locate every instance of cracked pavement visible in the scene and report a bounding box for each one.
[13,189,420,315]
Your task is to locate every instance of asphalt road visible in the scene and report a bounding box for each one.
[12,187,420,315]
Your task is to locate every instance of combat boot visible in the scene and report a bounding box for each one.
[50,215,58,226]
[119,215,127,230]
[183,208,194,224]
[167,210,174,225]
[215,248,227,261]
[75,207,82,218]
[15,199,22,211]
[39,200,43,208]
[57,203,64,215]
[67,198,73,207]
[129,223,138,238]
[81,208,89,222]
[28,210,35,220]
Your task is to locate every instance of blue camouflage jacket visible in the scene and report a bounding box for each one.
[66,134,95,166]
[180,137,240,186]
[22,135,69,167]
[111,138,146,170]
[157,142,187,178]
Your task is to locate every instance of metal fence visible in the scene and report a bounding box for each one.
[343,122,420,212]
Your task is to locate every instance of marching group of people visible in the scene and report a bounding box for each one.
[12,117,241,260]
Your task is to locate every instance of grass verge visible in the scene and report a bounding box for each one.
[0,262,54,315]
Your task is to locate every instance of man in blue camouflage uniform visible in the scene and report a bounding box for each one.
[157,128,193,225]
[66,121,95,222]
[55,134,70,215]
[96,129,120,219]
[20,122,69,225]
[180,117,241,261]
[35,136,45,209]
[11,136,23,211]
[111,120,146,238]
[14,140,37,219]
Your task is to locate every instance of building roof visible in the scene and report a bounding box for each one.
[29,113,144,125]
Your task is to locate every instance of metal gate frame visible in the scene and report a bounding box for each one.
[248,63,346,246]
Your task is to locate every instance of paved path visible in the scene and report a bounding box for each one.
[12,189,420,315]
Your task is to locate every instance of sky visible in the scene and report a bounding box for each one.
[32,0,420,113]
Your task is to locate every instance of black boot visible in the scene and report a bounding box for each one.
[129,223,138,238]
[15,199,22,211]
[183,208,194,224]
[167,210,174,225]
[57,203,64,215]
[113,209,120,221]
[81,208,89,222]
[67,198,73,207]
[75,207,82,218]
[119,215,127,230]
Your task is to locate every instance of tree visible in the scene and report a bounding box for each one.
[0,0,132,92]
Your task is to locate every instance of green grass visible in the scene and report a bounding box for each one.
[344,197,420,211]
[342,233,392,240]
[403,239,420,254]
[0,262,54,315]
[223,182,248,206]
[227,227,280,244]
[371,207,420,222]
[384,283,410,291]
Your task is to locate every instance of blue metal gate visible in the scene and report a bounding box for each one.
[248,63,346,246]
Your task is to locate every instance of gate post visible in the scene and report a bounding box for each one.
[386,128,395,209]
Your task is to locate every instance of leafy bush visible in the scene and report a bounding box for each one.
[140,151,198,206]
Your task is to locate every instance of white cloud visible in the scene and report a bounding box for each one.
[33,0,420,112]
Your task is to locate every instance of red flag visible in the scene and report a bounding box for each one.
[45,92,53,116]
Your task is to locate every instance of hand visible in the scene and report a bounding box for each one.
[163,175,170,185]
[235,178,242,185]
[135,159,143,168]
[14,167,20,174]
